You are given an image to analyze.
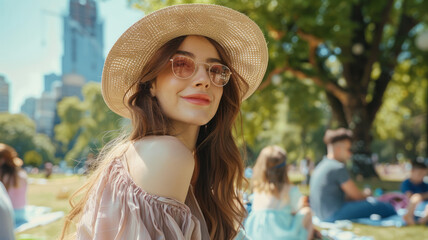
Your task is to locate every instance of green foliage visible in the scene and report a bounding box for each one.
[34,134,57,165]
[54,83,124,165]
[239,74,330,165]
[55,97,83,147]
[0,113,35,155]
[0,113,55,164]
[129,0,211,13]
[24,150,43,167]
[373,60,427,161]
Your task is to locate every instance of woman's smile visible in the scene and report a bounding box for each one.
[181,94,211,106]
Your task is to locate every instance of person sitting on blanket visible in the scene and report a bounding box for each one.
[244,145,315,240]
[309,128,396,222]
[0,143,28,227]
[401,157,428,225]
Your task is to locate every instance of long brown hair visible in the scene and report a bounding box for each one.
[251,145,289,197]
[61,35,248,239]
[0,143,21,190]
[194,38,248,239]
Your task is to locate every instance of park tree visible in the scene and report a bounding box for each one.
[372,60,427,162]
[237,74,329,165]
[0,113,55,165]
[24,150,43,167]
[131,0,428,177]
[55,83,123,165]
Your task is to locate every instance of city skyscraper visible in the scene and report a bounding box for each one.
[35,92,57,138]
[61,73,85,99]
[62,0,104,83]
[44,73,61,92]
[0,75,10,112]
[21,97,37,120]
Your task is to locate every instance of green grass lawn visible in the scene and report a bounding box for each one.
[15,175,86,240]
[15,174,427,239]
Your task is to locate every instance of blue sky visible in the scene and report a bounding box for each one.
[0,0,143,113]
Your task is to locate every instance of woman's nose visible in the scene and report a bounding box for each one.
[192,64,211,88]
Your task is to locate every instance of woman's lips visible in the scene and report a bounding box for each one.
[182,94,211,106]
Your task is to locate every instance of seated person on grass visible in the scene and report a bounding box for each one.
[245,145,314,240]
[401,157,428,225]
[309,128,396,222]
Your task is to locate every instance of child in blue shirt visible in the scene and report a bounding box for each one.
[401,157,428,225]
[244,145,314,240]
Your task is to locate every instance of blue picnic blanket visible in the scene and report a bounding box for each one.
[312,201,427,240]
[353,201,427,227]
[312,217,373,240]
[14,205,64,233]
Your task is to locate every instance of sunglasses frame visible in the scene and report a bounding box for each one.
[169,55,232,87]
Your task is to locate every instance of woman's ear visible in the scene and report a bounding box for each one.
[149,82,156,97]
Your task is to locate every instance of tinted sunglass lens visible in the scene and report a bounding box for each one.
[172,56,195,78]
[210,65,230,86]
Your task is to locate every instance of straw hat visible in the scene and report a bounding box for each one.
[102,4,268,118]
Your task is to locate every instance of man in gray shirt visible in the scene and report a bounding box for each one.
[310,128,396,222]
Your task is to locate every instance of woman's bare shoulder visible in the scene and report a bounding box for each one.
[126,136,195,203]
[135,135,193,159]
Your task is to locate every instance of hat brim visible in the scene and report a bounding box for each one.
[102,4,268,118]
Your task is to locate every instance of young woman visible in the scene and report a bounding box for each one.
[0,143,28,227]
[244,145,314,240]
[61,4,268,240]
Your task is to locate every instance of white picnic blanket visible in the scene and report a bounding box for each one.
[14,205,64,233]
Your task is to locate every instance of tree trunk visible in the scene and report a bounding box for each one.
[345,98,379,178]
[329,92,380,178]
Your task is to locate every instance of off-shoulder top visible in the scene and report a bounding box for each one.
[77,158,210,240]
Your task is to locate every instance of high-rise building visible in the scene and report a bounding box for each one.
[44,73,61,92]
[0,75,9,112]
[61,73,85,100]
[35,92,57,138]
[62,0,104,83]
[20,97,37,120]
[52,81,63,100]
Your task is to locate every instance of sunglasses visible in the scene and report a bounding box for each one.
[169,55,232,87]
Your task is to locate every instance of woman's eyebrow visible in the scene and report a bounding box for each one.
[176,50,194,58]
[206,57,222,64]
[175,50,222,64]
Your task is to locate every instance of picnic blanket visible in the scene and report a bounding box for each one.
[14,205,64,233]
[355,205,427,227]
[312,217,374,240]
[313,201,427,240]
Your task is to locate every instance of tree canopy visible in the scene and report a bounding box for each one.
[54,83,124,165]
[0,113,55,166]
